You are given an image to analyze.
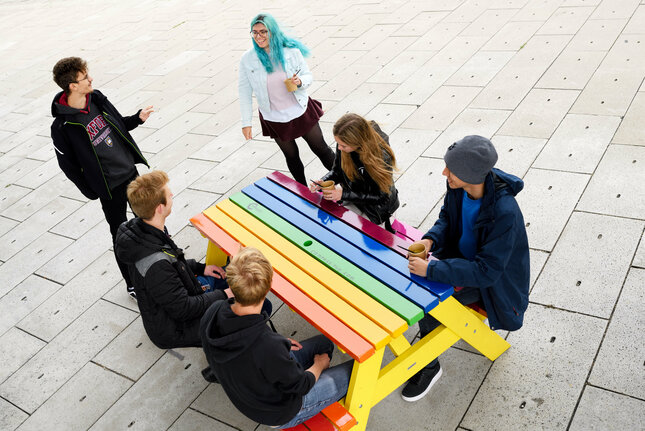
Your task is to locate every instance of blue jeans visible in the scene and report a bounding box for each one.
[196,275,273,316]
[278,335,353,429]
[418,285,481,368]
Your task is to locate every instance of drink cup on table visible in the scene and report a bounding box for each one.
[408,241,428,260]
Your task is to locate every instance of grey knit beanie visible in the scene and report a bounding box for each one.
[444,135,498,184]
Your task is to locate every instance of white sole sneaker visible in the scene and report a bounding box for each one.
[401,366,443,402]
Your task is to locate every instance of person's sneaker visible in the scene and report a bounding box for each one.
[401,362,442,402]
[127,286,137,302]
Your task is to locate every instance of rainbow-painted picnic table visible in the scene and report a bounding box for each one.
[190,171,510,430]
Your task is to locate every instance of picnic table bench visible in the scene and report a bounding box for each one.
[190,171,509,430]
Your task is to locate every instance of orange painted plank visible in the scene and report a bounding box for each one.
[190,212,374,363]
[321,403,357,431]
[302,413,336,431]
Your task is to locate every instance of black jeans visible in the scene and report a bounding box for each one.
[418,285,482,369]
[99,172,138,288]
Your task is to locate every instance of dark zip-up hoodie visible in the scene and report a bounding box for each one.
[50,89,148,200]
[424,168,530,331]
[115,218,225,349]
[200,299,315,426]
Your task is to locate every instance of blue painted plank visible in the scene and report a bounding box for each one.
[241,185,440,312]
[254,178,454,301]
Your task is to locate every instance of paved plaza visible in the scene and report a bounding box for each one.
[1,0,645,429]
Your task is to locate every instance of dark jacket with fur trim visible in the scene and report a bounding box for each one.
[115,218,226,349]
[50,89,148,200]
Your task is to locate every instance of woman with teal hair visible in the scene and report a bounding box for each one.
[239,13,334,185]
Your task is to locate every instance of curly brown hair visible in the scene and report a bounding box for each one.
[52,57,87,94]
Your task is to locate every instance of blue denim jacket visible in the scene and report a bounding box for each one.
[238,47,313,127]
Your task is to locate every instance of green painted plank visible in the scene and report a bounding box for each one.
[230,192,424,325]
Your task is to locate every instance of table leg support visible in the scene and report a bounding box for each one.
[344,348,385,431]
[429,297,510,361]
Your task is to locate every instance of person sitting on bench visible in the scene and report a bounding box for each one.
[405,135,530,402]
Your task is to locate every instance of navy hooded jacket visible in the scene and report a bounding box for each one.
[423,168,530,331]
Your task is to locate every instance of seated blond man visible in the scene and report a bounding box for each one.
[200,247,352,428]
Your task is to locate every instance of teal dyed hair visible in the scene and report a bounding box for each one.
[250,13,310,73]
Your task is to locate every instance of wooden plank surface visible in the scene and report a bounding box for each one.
[226,194,423,326]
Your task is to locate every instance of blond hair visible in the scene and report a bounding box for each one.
[226,247,273,306]
[127,170,169,219]
[333,113,397,194]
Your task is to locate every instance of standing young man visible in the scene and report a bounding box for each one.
[50,57,154,298]
[405,135,530,402]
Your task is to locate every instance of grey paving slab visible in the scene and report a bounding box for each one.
[49,199,103,240]
[567,19,627,51]
[536,6,594,35]
[577,145,645,219]
[422,108,511,158]
[588,268,645,400]
[394,157,449,228]
[311,63,382,102]
[0,327,45,384]
[18,250,123,342]
[1,134,51,162]
[166,158,217,196]
[570,67,645,116]
[139,111,212,154]
[93,317,164,382]
[497,88,579,139]
[35,222,113,285]
[533,114,621,173]
[364,103,416,135]
[1,176,71,222]
[0,215,17,238]
[612,91,645,146]
[323,82,398,123]
[0,397,27,431]
[0,197,82,261]
[0,275,60,338]
[190,124,252,163]
[444,51,515,86]
[164,188,220,235]
[570,385,645,431]
[401,85,481,131]
[623,4,645,33]
[368,347,491,431]
[172,224,210,264]
[168,408,237,431]
[13,157,62,190]
[531,212,643,318]
[0,300,136,413]
[388,129,440,176]
[309,50,368,82]
[191,384,259,431]
[528,249,549,291]
[634,231,645,268]
[15,362,132,431]
[0,184,31,214]
[407,21,467,51]
[462,304,606,431]
[0,232,72,298]
[0,158,42,189]
[589,0,641,20]
[470,35,572,110]
[190,101,242,136]
[490,135,547,178]
[90,348,209,431]
[515,168,590,251]
[102,280,139,314]
[482,21,543,51]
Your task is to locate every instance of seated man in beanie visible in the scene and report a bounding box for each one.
[115,171,235,349]
[404,135,530,402]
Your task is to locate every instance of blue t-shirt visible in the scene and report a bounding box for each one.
[458,190,482,260]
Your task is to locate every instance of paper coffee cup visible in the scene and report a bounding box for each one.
[408,241,428,259]
[284,78,298,92]
[320,180,335,190]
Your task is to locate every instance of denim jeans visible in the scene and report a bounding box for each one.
[278,335,353,429]
[196,275,273,316]
[418,285,482,369]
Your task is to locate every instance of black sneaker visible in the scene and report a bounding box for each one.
[127,286,137,302]
[401,362,442,402]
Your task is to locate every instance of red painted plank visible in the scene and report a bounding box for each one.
[283,424,309,431]
[268,171,412,257]
[321,403,357,431]
[302,413,336,431]
[190,213,375,363]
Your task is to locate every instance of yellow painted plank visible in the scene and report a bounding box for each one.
[429,296,510,361]
[388,334,412,357]
[216,200,407,338]
[204,206,391,350]
[345,348,385,431]
[374,326,458,406]
[205,240,228,267]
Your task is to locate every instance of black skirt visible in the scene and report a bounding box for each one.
[259,98,324,141]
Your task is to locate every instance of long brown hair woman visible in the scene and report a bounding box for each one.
[310,113,399,231]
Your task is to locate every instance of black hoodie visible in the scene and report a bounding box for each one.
[51,89,148,200]
[200,299,315,426]
[115,218,226,349]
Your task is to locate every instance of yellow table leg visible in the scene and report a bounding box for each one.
[429,296,510,361]
[205,240,229,267]
[388,334,412,357]
[373,326,458,406]
[344,348,385,431]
